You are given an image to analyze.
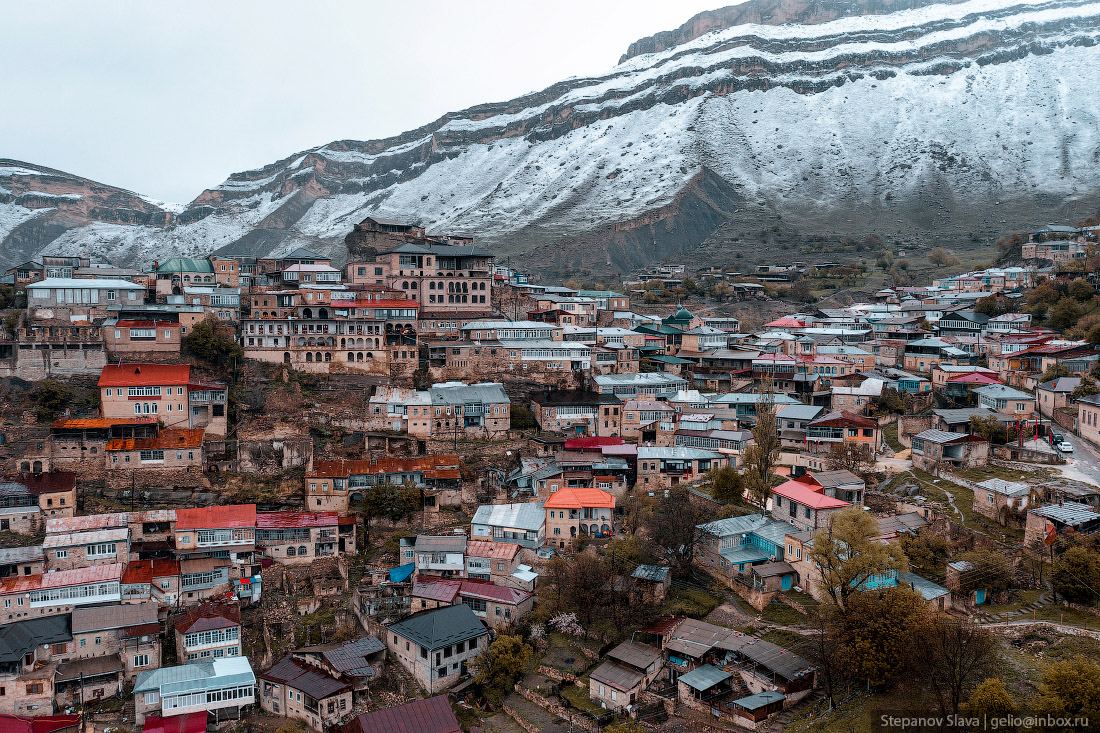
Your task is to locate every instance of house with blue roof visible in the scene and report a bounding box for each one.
[133,656,255,725]
[696,514,790,583]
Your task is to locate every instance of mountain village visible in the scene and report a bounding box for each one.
[2,216,1100,733]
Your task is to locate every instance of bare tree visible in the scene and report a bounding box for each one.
[743,376,781,507]
[918,618,999,716]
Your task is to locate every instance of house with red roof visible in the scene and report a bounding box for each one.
[173,504,256,559]
[771,477,851,532]
[805,410,881,453]
[410,577,535,628]
[98,363,227,437]
[544,488,616,548]
[122,558,181,606]
[173,601,242,662]
[255,511,357,564]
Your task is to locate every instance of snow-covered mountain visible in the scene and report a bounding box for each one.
[4,0,1100,275]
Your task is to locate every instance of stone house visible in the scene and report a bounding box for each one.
[0,615,71,715]
[910,429,989,472]
[69,602,161,680]
[771,478,850,533]
[1077,394,1100,449]
[972,479,1030,524]
[174,602,242,662]
[384,604,489,694]
[256,511,356,565]
[589,641,664,712]
[98,363,227,437]
[471,502,546,549]
[259,655,352,732]
[409,578,534,628]
[1024,502,1100,551]
[544,488,615,548]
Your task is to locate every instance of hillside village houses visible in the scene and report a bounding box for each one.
[4,215,1100,731]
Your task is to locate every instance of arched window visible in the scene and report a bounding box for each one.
[283,352,291,363]
[287,546,297,557]
[356,352,364,362]
[19,461,30,472]
[32,461,42,474]
[570,526,577,537]
[347,352,355,362]
[305,352,313,362]
[324,352,332,362]
[298,545,307,556]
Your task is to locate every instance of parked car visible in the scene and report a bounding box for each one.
[1052,432,1065,444]
[1057,441,1074,453]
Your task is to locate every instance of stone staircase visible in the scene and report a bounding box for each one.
[970,593,1053,623]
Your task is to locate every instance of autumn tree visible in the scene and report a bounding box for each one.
[809,507,908,611]
[742,384,780,507]
[824,443,875,474]
[1053,545,1100,604]
[929,247,960,267]
[183,316,243,367]
[917,618,999,716]
[1032,656,1100,721]
[361,482,422,529]
[900,533,951,579]
[964,677,1019,718]
[824,586,926,691]
[708,465,744,505]
[473,634,533,706]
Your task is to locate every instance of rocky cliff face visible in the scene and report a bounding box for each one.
[3,0,1100,275]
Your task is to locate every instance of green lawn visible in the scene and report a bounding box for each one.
[956,465,1044,484]
[761,600,809,627]
[663,585,722,618]
[903,469,1023,543]
[560,679,606,717]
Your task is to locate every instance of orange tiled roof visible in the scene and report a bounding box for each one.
[106,428,204,452]
[544,487,616,510]
[98,363,191,387]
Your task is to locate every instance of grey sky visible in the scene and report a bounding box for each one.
[3,0,724,204]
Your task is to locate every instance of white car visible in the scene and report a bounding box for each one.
[1057,441,1074,453]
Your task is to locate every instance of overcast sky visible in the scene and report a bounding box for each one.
[3,0,725,204]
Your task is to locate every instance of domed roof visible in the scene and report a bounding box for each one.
[664,304,695,324]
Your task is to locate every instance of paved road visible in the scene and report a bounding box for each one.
[1051,432,1100,487]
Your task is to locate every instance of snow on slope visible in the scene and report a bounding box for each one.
[6,0,1100,271]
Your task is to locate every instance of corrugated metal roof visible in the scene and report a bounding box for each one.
[256,511,340,528]
[631,565,670,582]
[349,695,461,733]
[544,488,615,510]
[976,479,1030,497]
[472,501,545,531]
[1032,502,1100,526]
[260,655,350,699]
[135,657,254,695]
[72,601,159,633]
[0,562,124,594]
[678,664,731,691]
[43,527,128,548]
[589,659,646,691]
